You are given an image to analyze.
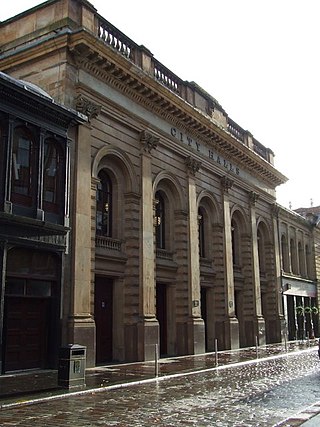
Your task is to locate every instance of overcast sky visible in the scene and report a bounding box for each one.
[2,0,319,210]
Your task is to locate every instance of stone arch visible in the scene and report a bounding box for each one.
[153,171,184,252]
[256,219,272,277]
[153,171,185,210]
[92,145,138,193]
[197,190,222,224]
[230,207,249,268]
[92,146,137,240]
[197,190,221,260]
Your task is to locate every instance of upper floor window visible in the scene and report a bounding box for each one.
[231,219,240,266]
[257,228,266,274]
[298,242,305,277]
[155,191,165,249]
[11,126,37,207]
[43,138,64,214]
[96,170,112,236]
[198,207,205,258]
[290,238,297,274]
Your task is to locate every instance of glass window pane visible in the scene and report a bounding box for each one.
[5,278,25,295]
[27,280,51,297]
[12,136,31,196]
[96,170,112,236]
[43,139,64,214]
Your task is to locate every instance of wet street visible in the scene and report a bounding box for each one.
[1,350,320,426]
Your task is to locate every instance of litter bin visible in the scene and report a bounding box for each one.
[58,344,86,389]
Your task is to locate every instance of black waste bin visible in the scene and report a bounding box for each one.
[58,344,86,389]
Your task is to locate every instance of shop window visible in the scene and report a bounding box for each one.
[96,170,113,236]
[155,191,165,249]
[5,278,52,297]
[43,138,64,214]
[6,248,58,278]
[11,126,37,207]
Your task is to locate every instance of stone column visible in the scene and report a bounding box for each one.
[249,192,266,345]
[272,204,286,342]
[137,130,159,361]
[68,96,101,367]
[0,243,7,373]
[221,176,239,349]
[185,156,205,354]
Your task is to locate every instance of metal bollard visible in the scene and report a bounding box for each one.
[256,336,259,359]
[155,344,159,377]
[214,338,218,367]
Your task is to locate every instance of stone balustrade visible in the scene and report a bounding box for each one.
[95,235,122,251]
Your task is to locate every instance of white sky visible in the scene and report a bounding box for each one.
[1,0,320,210]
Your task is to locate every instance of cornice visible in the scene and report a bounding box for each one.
[0,28,287,187]
[67,32,286,187]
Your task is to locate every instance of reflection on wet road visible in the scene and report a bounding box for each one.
[1,351,320,426]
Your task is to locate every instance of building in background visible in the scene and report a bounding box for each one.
[277,206,319,341]
[0,0,318,375]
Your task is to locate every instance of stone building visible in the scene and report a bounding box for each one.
[0,71,85,373]
[278,205,320,341]
[0,0,317,373]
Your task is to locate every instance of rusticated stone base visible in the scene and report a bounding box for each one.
[67,315,96,368]
[187,317,206,355]
[224,317,240,350]
[137,317,159,361]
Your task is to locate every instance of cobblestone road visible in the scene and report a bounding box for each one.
[1,351,320,426]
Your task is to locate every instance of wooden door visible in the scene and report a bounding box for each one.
[95,277,113,364]
[201,287,208,351]
[156,283,167,356]
[4,297,48,372]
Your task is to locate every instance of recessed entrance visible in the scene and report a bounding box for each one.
[201,286,208,352]
[156,283,167,356]
[94,277,113,364]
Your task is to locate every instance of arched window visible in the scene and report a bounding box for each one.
[43,138,64,214]
[96,170,112,236]
[198,207,205,258]
[305,244,312,278]
[231,218,240,266]
[298,242,305,277]
[155,191,165,249]
[281,234,289,272]
[257,228,266,274]
[11,126,37,207]
[290,238,297,274]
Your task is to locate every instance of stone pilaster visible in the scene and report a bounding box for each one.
[137,130,159,361]
[272,204,286,342]
[0,243,7,374]
[68,121,96,367]
[185,156,205,355]
[249,192,266,345]
[221,176,239,349]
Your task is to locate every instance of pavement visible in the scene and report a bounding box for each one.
[1,340,320,426]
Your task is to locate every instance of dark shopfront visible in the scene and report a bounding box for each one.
[0,71,86,374]
[282,278,319,341]
[1,247,61,373]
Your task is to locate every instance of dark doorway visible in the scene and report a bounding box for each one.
[3,249,59,373]
[4,297,49,372]
[201,286,208,351]
[95,277,113,364]
[156,283,167,356]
